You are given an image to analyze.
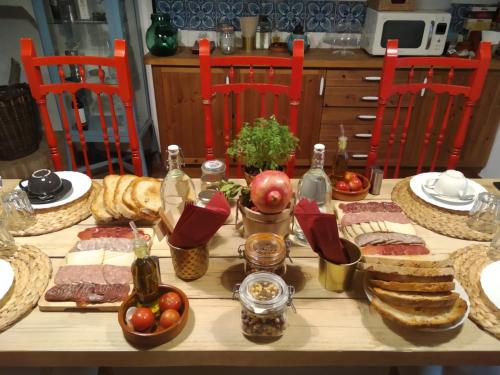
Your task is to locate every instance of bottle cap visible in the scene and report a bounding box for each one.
[313,144,325,152]
[167,145,180,155]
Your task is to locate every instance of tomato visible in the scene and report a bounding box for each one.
[160,309,181,328]
[344,172,357,181]
[348,177,363,192]
[335,180,350,192]
[159,291,182,312]
[131,307,154,332]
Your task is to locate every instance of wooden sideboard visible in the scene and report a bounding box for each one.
[145,48,500,176]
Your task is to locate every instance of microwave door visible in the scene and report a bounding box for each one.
[381,20,426,49]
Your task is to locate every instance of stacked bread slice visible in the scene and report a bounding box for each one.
[361,255,468,329]
[91,175,161,222]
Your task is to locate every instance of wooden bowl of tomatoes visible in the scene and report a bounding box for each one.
[118,284,189,347]
[331,172,370,201]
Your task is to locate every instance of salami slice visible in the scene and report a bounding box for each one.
[103,265,133,285]
[339,202,402,213]
[78,227,150,242]
[361,244,430,256]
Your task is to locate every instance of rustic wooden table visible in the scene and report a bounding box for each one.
[0,179,499,367]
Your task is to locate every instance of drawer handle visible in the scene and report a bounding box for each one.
[358,115,376,120]
[364,76,381,82]
[361,96,378,102]
[352,154,368,160]
[355,133,372,139]
[319,76,325,96]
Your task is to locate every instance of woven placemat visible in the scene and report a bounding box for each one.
[0,245,52,332]
[452,245,500,340]
[10,183,99,237]
[392,178,492,241]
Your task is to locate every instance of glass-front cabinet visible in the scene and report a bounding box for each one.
[32,0,152,173]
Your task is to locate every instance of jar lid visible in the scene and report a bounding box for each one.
[238,272,291,314]
[221,25,234,32]
[198,189,217,203]
[201,159,226,174]
[244,233,286,267]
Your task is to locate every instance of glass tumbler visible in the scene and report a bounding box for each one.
[467,192,500,234]
[1,190,36,231]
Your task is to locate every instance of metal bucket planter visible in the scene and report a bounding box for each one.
[236,199,293,238]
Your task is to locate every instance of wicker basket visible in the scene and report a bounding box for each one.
[0,83,41,160]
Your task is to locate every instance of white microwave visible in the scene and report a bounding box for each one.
[361,8,451,56]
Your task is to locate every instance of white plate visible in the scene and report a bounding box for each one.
[18,171,92,210]
[480,261,500,310]
[0,259,14,302]
[421,183,475,205]
[363,274,470,332]
[410,172,487,212]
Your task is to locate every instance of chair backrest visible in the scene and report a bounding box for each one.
[365,39,491,178]
[199,38,304,177]
[20,38,142,177]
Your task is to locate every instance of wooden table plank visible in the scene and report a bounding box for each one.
[0,299,499,367]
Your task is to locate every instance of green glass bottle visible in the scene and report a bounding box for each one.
[146,13,178,57]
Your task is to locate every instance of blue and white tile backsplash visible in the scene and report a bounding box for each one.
[155,0,495,34]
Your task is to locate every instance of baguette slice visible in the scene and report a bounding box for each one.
[103,175,121,219]
[91,184,114,223]
[369,271,453,283]
[131,177,161,217]
[371,296,467,329]
[123,179,157,222]
[114,175,140,220]
[362,254,452,269]
[369,279,455,293]
[372,287,459,308]
[359,262,454,277]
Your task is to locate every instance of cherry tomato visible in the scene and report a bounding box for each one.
[131,307,154,332]
[160,309,181,328]
[344,172,357,181]
[335,180,350,192]
[348,177,363,192]
[159,291,182,312]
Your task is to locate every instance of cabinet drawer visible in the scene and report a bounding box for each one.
[321,107,409,126]
[326,69,422,87]
[324,86,408,107]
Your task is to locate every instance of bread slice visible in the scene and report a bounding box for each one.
[371,296,467,329]
[359,263,454,277]
[114,175,139,220]
[131,177,161,217]
[372,287,459,308]
[369,279,455,293]
[123,179,157,222]
[362,254,452,269]
[369,271,453,283]
[91,184,113,223]
[103,175,121,219]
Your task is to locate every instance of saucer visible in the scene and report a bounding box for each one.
[409,172,487,212]
[25,179,73,205]
[422,181,475,205]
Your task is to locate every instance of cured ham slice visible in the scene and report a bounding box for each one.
[361,244,430,256]
[341,212,411,227]
[45,283,130,303]
[78,227,150,242]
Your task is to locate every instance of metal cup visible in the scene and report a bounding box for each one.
[318,238,361,292]
[467,192,500,234]
[1,190,36,231]
[168,241,209,281]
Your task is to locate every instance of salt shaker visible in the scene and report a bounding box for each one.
[369,167,383,195]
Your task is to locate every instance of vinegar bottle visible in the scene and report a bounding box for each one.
[332,125,349,182]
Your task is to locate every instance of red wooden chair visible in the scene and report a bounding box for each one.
[199,38,304,177]
[20,38,143,177]
[365,39,491,178]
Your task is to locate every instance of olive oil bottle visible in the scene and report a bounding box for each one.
[130,222,160,314]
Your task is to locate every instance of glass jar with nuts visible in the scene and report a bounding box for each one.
[236,272,294,338]
[238,233,288,277]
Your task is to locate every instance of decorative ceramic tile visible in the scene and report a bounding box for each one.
[216,0,260,30]
[155,0,186,29]
[306,1,334,32]
[275,0,306,32]
[450,4,470,34]
[186,0,217,30]
[334,1,365,33]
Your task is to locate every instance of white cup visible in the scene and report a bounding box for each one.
[427,170,468,198]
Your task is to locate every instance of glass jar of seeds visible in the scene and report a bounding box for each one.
[238,233,288,277]
[236,272,294,338]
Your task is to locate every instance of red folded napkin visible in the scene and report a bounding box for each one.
[169,192,230,248]
[295,198,348,264]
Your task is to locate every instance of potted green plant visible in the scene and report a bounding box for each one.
[227,116,299,184]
